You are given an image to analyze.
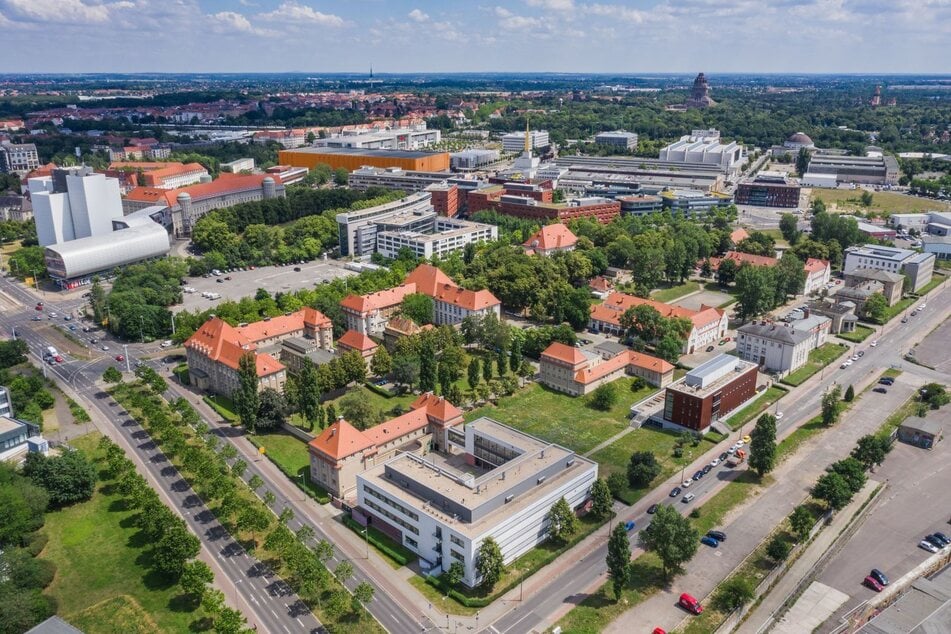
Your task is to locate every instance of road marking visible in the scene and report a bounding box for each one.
[500,612,536,634]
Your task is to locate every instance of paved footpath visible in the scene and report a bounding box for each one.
[603,371,925,633]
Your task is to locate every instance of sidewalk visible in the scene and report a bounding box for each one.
[735,480,883,634]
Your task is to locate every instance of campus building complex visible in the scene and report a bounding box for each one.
[589,292,728,355]
[539,342,675,396]
[501,130,550,153]
[802,154,900,187]
[314,125,441,150]
[108,161,209,189]
[658,130,744,173]
[340,264,501,335]
[662,354,759,431]
[354,417,598,586]
[843,244,935,292]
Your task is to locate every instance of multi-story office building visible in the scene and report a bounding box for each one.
[501,130,550,153]
[0,416,42,461]
[29,166,124,247]
[376,217,497,260]
[336,192,436,257]
[658,131,744,173]
[498,195,620,224]
[220,158,256,173]
[253,129,307,148]
[354,417,597,586]
[348,166,453,192]
[450,149,500,171]
[0,142,40,174]
[539,342,674,396]
[735,171,801,208]
[843,244,935,292]
[662,355,759,431]
[315,125,440,150]
[660,189,734,215]
[109,161,209,189]
[736,316,831,376]
[0,385,12,418]
[594,130,638,150]
[803,154,900,186]
[553,155,726,192]
[618,194,664,216]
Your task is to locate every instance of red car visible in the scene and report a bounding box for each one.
[679,592,703,615]
[54,355,64,363]
[35,304,43,311]
[864,575,884,592]
[652,629,667,634]
[115,354,125,362]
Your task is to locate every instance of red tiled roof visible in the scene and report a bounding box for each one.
[523,224,577,252]
[590,292,724,331]
[302,306,332,328]
[730,228,751,244]
[589,276,613,292]
[541,342,587,366]
[340,283,416,314]
[363,408,429,446]
[804,258,830,273]
[338,330,378,352]
[403,263,455,295]
[308,419,375,461]
[184,317,285,377]
[236,310,311,342]
[125,173,268,208]
[405,264,500,311]
[410,392,463,423]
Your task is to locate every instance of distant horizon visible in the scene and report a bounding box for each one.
[3,71,951,78]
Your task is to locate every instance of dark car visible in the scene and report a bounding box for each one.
[707,530,727,542]
[216,278,224,283]
[625,520,636,532]
[878,377,894,385]
[669,487,682,498]
[870,569,889,586]
[719,452,729,462]
[925,534,946,549]
[692,470,704,481]
[705,345,715,352]
[294,266,302,272]
[647,504,659,514]
[872,387,888,394]
[933,532,951,545]
[224,276,232,280]
[702,464,713,475]
[700,535,719,548]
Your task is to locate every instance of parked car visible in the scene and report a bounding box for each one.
[682,493,696,503]
[719,452,729,462]
[54,355,64,363]
[870,569,889,586]
[647,504,658,515]
[919,540,940,553]
[870,340,879,347]
[879,377,894,386]
[48,312,57,318]
[669,487,682,498]
[863,575,884,592]
[679,593,704,615]
[682,479,692,488]
[707,530,727,542]
[901,317,909,323]
[740,436,750,445]
[64,315,72,321]
[701,535,719,547]
[928,533,950,548]
[710,458,720,467]
[625,520,636,532]
[101,345,109,351]
[775,412,784,420]
[692,470,704,481]
[702,464,713,474]
[932,532,951,546]
[90,338,98,344]
[161,340,173,348]
[872,387,888,394]
[32,315,42,321]
[706,345,715,352]
[652,628,666,634]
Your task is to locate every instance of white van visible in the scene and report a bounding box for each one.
[682,493,696,503]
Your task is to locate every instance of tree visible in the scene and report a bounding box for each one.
[445,561,465,589]
[179,560,214,602]
[606,522,630,600]
[233,352,260,433]
[467,357,482,389]
[482,356,494,383]
[779,213,801,245]
[829,457,867,494]
[0,587,55,634]
[735,264,774,320]
[22,450,97,507]
[712,576,756,612]
[419,339,437,393]
[590,478,613,520]
[717,257,738,286]
[640,503,699,579]
[821,385,842,426]
[606,472,627,498]
[248,474,263,491]
[324,590,351,620]
[333,167,348,186]
[789,506,815,542]
[153,523,201,579]
[627,451,661,488]
[795,147,810,177]
[402,293,435,325]
[863,292,888,322]
[546,497,578,542]
[654,335,684,364]
[256,388,288,431]
[370,346,392,378]
[214,607,247,634]
[334,560,354,584]
[390,354,419,390]
[812,472,853,510]
[0,338,28,369]
[590,383,617,411]
[339,392,379,430]
[297,360,321,427]
[766,534,793,562]
[102,366,123,384]
[861,190,874,207]
[475,537,505,591]
[920,383,950,409]
[844,384,855,402]
[352,581,375,612]
[748,413,777,478]
[237,505,271,547]
[775,252,806,300]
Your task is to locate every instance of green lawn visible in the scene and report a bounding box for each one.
[650,280,701,303]
[781,343,849,387]
[911,273,946,298]
[875,395,919,440]
[838,324,876,343]
[591,427,719,505]
[325,384,416,417]
[465,378,657,454]
[811,188,950,214]
[690,471,771,535]
[879,296,918,324]
[776,416,826,462]
[42,433,210,634]
[246,430,331,503]
[724,386,788,431]
[203,393,239,422]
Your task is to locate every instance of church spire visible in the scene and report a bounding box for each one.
[524,117,531,154]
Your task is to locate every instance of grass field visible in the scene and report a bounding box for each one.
[465,378,657,454]
[651,280,701,303]
[838,324,876,343]
[811,188,950,215]
[776,416,826,462]
[325,384,416,417]
[42,432,209,634]
[724,386,788,431]
[246,430,331,503]
[590,427,719,505]
[781,343,849,387]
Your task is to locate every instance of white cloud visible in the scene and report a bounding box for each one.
[0,0,132,24]
[582,3,647,23]
[408,8,429,22]
[525,0,575,9]
[258,1,344,26]
[209,10,278,37]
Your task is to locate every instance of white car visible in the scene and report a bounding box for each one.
[851,355,860,362]
[919,304,926,311]
[710,458,720,467]
[735,440,745,449]
[775,412,784,420]
[101,345,109,351]
[919,540,941,554]
[682,480,692,488]
[870,340,879,347]
[160,340,173,348]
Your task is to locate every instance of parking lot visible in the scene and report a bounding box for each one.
[911,314,951,374]
[816,409,951,632]
[176,260,357,312]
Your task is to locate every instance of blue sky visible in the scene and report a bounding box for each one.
[1,0,948,74]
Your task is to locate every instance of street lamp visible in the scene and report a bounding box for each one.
[361,527,369,559]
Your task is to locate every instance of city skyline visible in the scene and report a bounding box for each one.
[1,0,949,74]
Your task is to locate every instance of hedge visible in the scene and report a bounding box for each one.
[363,381,396,398]
[342,515,416,566]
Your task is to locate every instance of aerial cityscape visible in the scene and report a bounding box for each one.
[1,3,951,634]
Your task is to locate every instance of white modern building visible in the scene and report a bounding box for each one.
[355,418,597,586]
[0,385,12,418]
[658,130,744,173]
[44,213,171,288]
[336,191,436,257]
[29,166,124,247]
[316,125,440,150]
[450,149,500,171]
[595,130,638,150]
[220,158,255,173]
[736,315,831,376]
[376,216,497,260]
[501,130,550,153]
[348,166,458,193]
[843,244,935,292]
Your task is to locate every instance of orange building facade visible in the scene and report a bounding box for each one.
[279,148,450,172]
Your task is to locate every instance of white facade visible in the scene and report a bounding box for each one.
[736,316,830,376]
[29,168,123,247]
[501,130,550,153]
[595,131,638,149]
[316,126,440,150]
[803,261,832,295]
[376,217,497,260]
[842,244,935,291]
[221,158,256,173]
[658,132,744,172]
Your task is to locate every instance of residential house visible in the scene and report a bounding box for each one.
[539,342,674,396]
[522,224,577,256]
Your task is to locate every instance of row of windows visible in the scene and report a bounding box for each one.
[364,486,420,522]
[1,433,27,450]
[365,499,420,535]
[450,534,464,547]
[450,549,465,563]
